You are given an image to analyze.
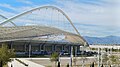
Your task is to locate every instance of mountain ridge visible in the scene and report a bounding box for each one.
[83,35,120,44]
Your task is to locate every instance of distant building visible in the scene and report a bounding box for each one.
[89,44,120,49]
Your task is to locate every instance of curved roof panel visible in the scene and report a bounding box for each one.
[0,26,86,45]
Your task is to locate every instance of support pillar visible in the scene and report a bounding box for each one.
[55,45,56,52]
[8,41,12,49]
[69,46,71,54]
[24,44,26,52]
[41,44,44,50]
[23,42,27,52]
[78,45,80,52]
[44,45,45,51]
[38,44,40,52]
[11,42,13,49]
[39,44,41,52]
[75,46,77,57]
[62,45,64,51]
[52,45,56,52]
[70,45,73,67]
[29,44,31,58]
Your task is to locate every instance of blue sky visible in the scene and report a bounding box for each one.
[0,0,120,37]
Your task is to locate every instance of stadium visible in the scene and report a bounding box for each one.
[0,6,88,56]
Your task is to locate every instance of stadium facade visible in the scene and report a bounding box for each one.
[0,6,88,56]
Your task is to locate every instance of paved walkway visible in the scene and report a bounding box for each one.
[8,58,45,67]
[28,57,97,67]
[7,57,97,67]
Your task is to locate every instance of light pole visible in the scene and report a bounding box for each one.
[28,38,34,58]
[58,53,61,67]
[29,44,31,58]
[70,45,73,67]
[98,48,100,67]
[100,48,103,66]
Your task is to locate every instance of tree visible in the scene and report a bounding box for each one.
[105,48,108,52]
[0,43,15,67]
[50,52,59,67]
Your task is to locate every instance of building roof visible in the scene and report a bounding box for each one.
[0,26,86,45]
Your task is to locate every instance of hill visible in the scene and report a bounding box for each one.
[83,36,120,44]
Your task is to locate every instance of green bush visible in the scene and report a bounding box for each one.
[0,43,15,66]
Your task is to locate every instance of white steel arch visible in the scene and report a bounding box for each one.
[0,14,17,26]
[0,5,88,45]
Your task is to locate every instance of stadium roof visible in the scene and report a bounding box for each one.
[0,26,86,45]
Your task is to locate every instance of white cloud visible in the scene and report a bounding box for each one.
[53,0,120,36]
[0,0,120,36]
[0,9,15,18]
[55,0,113,25]
[0,3,17,11]
[0,2,37,13]
[16,0,33,5]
